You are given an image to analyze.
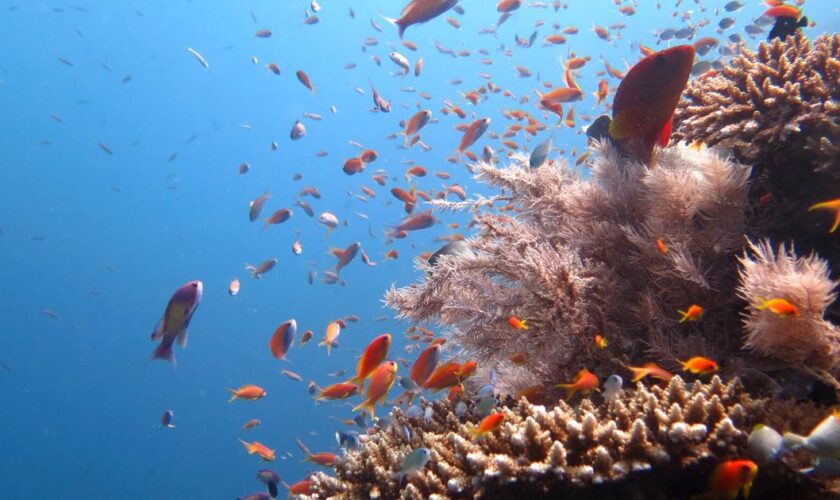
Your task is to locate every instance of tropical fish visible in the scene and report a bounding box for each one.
[768,12,808,41]
[228,278,240,296]
[472,413,505,441]
[529,134,553,168]
[679,356,719,375]
[296,437,337,467]
[249,192,271,222]
[603,375,622,400]
[149,280,203,365]
[245,258,277,279]
[270,319,297,361]
[587,46,695,164]
[748,424,782,463]
[396,448,431,482]
[227,385,267,402]
[295,70,315,94]
[555,368,599,399]
[809,198,840,233]
[594,334,608,349]
[347,334,391,389]
[332,242,361,274]
[508,316,528,330]
[456,117,491,156]
[422,361,464,392]
[371,82,391,112]
[695,460,758,500]
[678,304,704,323]
[755,298,800,318]
[161,410,175,428]
[318,321,341,356]
[316,382,358,401]
[239,439,276,461]
[625,362,673,383]
[263,208,292,228]
[384,0,459,39]
[290,121,306,140]
[242,419,262,431]
[781,411,840,459]
[352,361,398,419]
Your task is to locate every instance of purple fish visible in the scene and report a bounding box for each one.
[245,258,278,279]
[333,242,361,273]
[150,280,203,365]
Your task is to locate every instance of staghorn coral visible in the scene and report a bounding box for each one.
[309,377,831,499]
[736,239,840,380]
[673,32,840,175]
[673,33,840,282]
[387,142,761,394]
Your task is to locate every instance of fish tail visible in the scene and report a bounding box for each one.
[352,399,375,420]
[239,439,253,454]
[521,320,529,330]
[150,342,176,366]
[227,389,238,403]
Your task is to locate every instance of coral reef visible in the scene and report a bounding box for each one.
[309,376,830,499]
[673,33,840,287]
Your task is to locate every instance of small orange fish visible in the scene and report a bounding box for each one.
[318,321,341,356]
[228,278,240,296]
[352,361,398,419]
[698,459,758,500]
[809,198,840,233]
[316,382,358,401]
[555,368,599,399]
[227,385,267,402]
[472,413,505,440]
[677,304,704,323]
[656,238,667,255]
[594,334,608,349]
[242,418,262,430]
[348,334,391,389]
[295,70,315,94]
[296,437,337,467]
[287,479,314,495]
[679,356,718,375]
[457,360,477,381]
[508,316,528,330]
[755,298,800,318]
[447,383,464,401]
[239,439,275,461]
[300,330,313,344]
[422,361,462,392]
[360,149,378,163]
[625,362,673,383]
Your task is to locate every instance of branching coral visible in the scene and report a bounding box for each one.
[309,377,830,499]
[736,239,840,380]
[674,32,840,175]
[387,142,761,394]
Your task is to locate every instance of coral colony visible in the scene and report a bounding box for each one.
[305,33,840,498]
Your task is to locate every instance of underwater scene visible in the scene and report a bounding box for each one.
[1,0,839,498]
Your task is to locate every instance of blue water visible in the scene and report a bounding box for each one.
[1,1,837,498]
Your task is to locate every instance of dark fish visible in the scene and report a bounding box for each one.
[161,410,175,428]
[267,482,278,498]
[724,1,744,12]
[691,60,713,75]
[336,431,360,450]
[768,16,807,41]
[718,17,735,30]
[427,240,471,268]
[256,469,282,485]
[744,24,764,35]
[585,114,612,142]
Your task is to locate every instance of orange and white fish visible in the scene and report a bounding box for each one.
[347,334,391,389]
[228,278,240,296]
[239,439,276,461]
[555,368,599,400]
[352,361,398,419]
[472,413,505,440]
[227,385,267,402]
[319,321,342,356]
[677,304,704,323]
[680,356,718,375]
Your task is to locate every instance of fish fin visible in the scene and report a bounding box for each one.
[239,439,253,454]
[227,389,238,403]
[657,117,673,147]
[608,109,637,140]
[379,13,405,39]
[150,317,165,341]
[150,342,175,366]
[352,400,375,420]
[798,16,808,28]
[176,327,188,349]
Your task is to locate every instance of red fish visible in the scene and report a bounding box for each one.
[269,319,297,361]
[149,280,203,365]
[596,45,695,164]
[385,0,459,39]
[295,70,315,94]
[347,334,391,389]
[456,118,491,156]
[472,413,505,440]
[698,460,758,500]
[352,361,398,419]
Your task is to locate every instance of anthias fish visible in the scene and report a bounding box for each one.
[149,280,203,365]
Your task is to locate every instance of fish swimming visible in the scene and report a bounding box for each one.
[385,0,459,39]
[149,280,203,365]
[586,45,694,164]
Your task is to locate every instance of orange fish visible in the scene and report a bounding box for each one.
[239,439,275,461]
[698,459,759,500]
[348,334,391,389]
[447,383,464,400]
[318,321,341,356]
[472,413,505,440]
[296,437,337,467]
[295,70,315,94]
[286,478,314,495]
[385,0,459,39]
[410,344,442,386]
[457,360,477,381]
[555,368,599,400]
[242,418,262,430]
[625,362,673,383]
[228,278,240,296]
[316,382,358,401]
[764,5,800,18]
[809,198,840,233]
[360,149,378,163]
[343,157,365,175]
[352,361,398,419]
[227,384,267,402]
[496,0,521,13]
[755,298,800,318]
[594,334,608,349]
[403,109,432,144]
[422,361,462,392]
[680,356,719,375]
[678,304,704,323]
[601,45,695,164]
[508,316,528,330]
[656,238,668,255]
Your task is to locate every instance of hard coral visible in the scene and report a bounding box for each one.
[309,377,828,499]
[674,32,840,175]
